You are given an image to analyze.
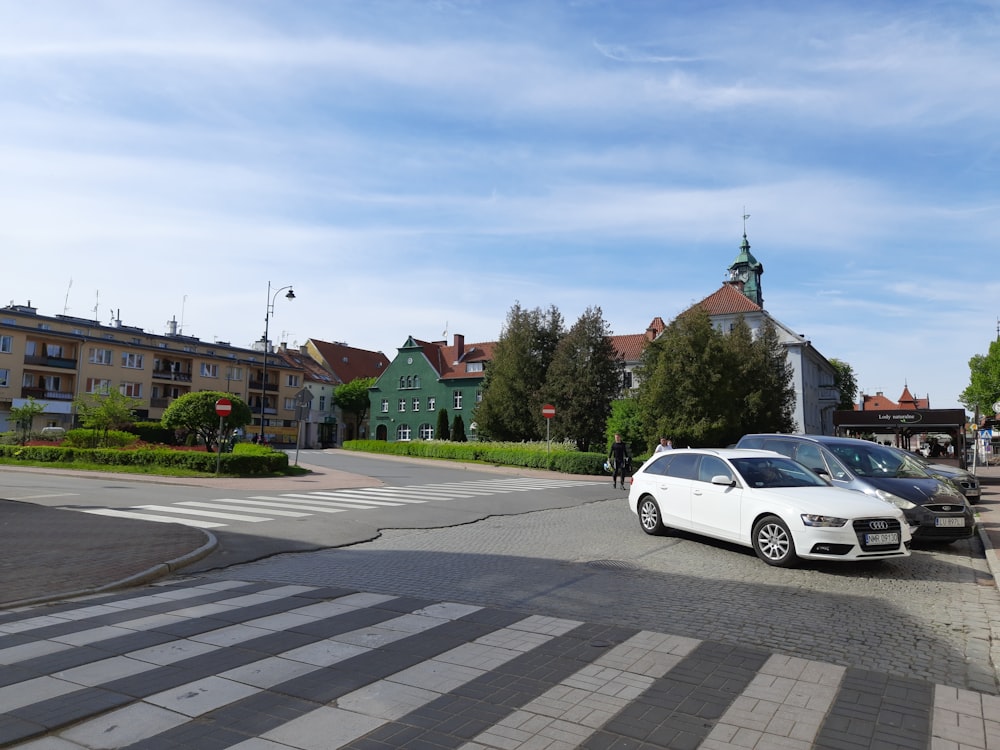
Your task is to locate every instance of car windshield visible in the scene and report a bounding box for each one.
[730,456,829,489]
[827,443,931,479]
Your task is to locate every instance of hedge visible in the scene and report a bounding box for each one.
[342,439,605,475]
[0,444,289,475]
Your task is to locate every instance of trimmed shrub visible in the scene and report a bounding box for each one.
[62,429,139,449]
[132,421,177,445]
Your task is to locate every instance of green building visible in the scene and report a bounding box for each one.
[369,334,494,441]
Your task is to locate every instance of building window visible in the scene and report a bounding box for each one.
[399,376,405,389]
[286,374,300,387]
[396,424,412,441]
[428,396,436,411]
[319,395,326,411]
[398,398,406,412]
[86,378,111,394]
[0,335,11,354]
[201,362,219,377]
[381,399,389,413]
[89,347,113,365]
[0,368,8,387]
[284,397,296,410]
[466,362,483,373]
[227,366,243,381]
[453,391,463,409]
[418,423,434,440]
[413,375,420,388]
[120,381,142,398]
[122,352,144,369]
[623,371,634,389]
[476,389,483,403]
[412,398,420,411]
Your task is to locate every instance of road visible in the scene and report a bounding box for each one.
[1,452,999,748]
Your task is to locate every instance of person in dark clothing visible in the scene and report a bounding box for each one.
[609,433,630,489]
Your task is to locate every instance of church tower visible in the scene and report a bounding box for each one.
[727,220,764,307]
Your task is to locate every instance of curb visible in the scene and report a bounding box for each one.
[1,531,218,611]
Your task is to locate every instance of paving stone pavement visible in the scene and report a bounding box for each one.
[1,458,999,749]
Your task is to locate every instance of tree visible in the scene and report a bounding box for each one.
[9,397,46,444]
[474,302,563,441]
[635,308,795,448]
[541,306,623,452]
[333,377,376,439]
[604,397,644,457]
[961,339,1000,417]
[74,389,142,444]
[451,414,467,442]
[436,407,450,440]
[829,358,859,410]
[161,391,253,449]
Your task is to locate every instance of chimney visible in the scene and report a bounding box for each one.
[454,333,465,359]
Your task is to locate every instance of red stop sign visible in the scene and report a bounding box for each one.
[541,403,556,419]
[215,398,232,417]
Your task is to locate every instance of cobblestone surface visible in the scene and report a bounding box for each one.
[201,497,1000,695]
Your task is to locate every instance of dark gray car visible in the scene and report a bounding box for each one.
[735,434,975,543]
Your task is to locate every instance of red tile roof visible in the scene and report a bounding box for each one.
[858,388,930,411]
[411,335,496,380]
[307,339,389,384]
[278,347,338,384]
[692,284,763,315]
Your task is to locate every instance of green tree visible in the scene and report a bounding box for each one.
[436,407,450,440]
[334,377,376,439]
[474,302,563,441]
[635,309,795,448]
[161,391,253,449]
[604,397,645,457]
[451,414,467,442]
[829,358,859,410]
[541,306,623,452]
[74,389,142,444]
[961,339,1000,417]
[9,397,46,444]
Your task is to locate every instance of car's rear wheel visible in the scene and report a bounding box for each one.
[752,515,798,567]
[638,496,666,535]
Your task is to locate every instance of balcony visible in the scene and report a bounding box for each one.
[23,355,78,370]
[21,387,75,401]
[150,398,171,408]
[152,369,193,382]
[249,380,279,392]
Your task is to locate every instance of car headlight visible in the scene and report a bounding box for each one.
[801,514,848,527]
[873,489,917,510]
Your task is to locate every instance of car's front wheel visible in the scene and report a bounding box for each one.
[638,496,666,535]
[752,515,798,567]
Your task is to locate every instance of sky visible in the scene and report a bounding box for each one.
[2,0,999,412]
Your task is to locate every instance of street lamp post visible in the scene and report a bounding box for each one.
[259,282,295,442]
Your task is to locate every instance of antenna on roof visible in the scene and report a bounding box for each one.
[92,290,99,321]
[442,320,448,338]
[63,278,72,315]
[180,295,187,335]
[742,207,750,235]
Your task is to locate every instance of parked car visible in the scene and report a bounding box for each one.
[905,451,980,505]
[734,434,974,543]
[627,448,911,567]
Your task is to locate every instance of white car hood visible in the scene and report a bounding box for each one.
[747,485,905,520]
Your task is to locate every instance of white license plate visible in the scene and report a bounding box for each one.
[935,517,965,528]
[865,533,899,545]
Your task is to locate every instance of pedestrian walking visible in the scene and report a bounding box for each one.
[609,433,631,489]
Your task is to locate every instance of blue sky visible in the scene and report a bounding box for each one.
[2,0,998,413]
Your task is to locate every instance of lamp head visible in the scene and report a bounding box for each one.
[285,288,296,300]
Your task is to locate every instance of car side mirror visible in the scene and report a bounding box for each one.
[712,475,735,486]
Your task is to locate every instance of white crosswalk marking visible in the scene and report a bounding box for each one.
[71,477,598,528]
[0,580,972,749]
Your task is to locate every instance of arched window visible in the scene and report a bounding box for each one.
[399,376,405,389]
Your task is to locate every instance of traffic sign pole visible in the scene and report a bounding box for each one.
[214,398,233,475]
[541,404,555,452]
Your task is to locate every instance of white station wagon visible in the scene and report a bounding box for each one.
[627,448,911,567]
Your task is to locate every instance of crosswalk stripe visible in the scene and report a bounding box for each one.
[135,504,270,522]
[194,497,348,514]
[278,493,407,507]
[78,508,226,528]
[176,501,312,517]
[249,495,383,510]
[307,490,430,504]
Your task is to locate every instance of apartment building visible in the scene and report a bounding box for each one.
[0,302,306,444]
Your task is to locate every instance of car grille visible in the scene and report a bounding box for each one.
[924,502,969,514]
[851,518,903,551]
